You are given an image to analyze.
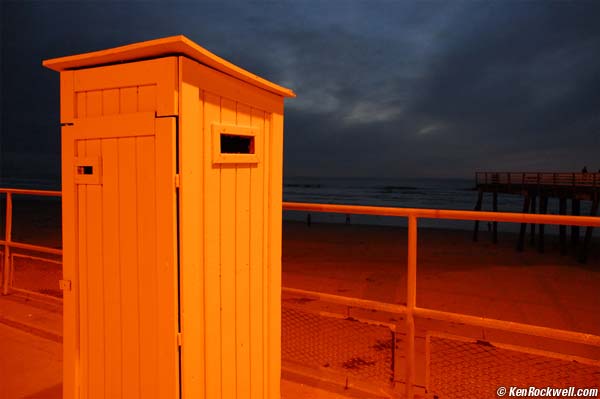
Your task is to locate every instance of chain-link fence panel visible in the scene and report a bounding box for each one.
[427,332,600,399]
[282,304,395,386]
[0,250,4,289]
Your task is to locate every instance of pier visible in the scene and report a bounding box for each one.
[473,172,600,262]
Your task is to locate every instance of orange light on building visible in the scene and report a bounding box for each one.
[44,35,295,399]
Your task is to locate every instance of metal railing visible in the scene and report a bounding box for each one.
[283,201,600,398]
[2,188,599,397]
[476,171,600,189]
[0,188,62,297]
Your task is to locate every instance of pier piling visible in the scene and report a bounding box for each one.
[537,195,548,253]
[529,194,537,246]
[473,190,483,242]
[579,195,599,263]
[492,191,498,243]
[559,197,567,255]
[571,199,580,247]
[517,194,531,252]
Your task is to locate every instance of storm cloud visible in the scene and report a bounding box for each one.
[2,1,599,183]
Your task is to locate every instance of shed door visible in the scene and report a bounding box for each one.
[62,114,179,399]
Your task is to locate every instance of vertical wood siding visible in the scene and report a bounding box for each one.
[198,89,274,399]
[70,75,178,398]
[65,57,177,122]
[74,85,157,119]
[75,130,177,399]
[66,54,284,399]
[67,58,178,399]
[180,55,283,398]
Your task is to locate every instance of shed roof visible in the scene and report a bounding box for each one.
[43,35,295,98]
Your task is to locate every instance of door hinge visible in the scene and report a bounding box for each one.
[177,332,183,347]
[59,280,72,291]
[175,174,181,188]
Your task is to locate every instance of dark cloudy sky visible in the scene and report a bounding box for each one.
[1,1,599,184]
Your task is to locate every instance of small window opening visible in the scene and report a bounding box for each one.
[78,166,94,175]
[220,134,254,154]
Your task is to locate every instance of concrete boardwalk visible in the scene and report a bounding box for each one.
[0,295,62,399]
[0,294,366,399]
[0,323,62,399]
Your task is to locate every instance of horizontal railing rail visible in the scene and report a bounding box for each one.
[0,240,62,256]
[283,201,600,226]
[282,286,407,315]
[281,288,600,347]
[413,307,600,346]
[475,171,600,188]
[282,201,600,398]
[0,188,62,196]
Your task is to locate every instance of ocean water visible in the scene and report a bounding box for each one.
[0,176,591,233]
[283,176,590,232]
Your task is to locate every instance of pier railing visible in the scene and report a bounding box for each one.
[283,201,600,399]
[0,188,62,298]
[476,171,600,188]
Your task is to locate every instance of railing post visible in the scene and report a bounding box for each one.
[405,215,417,399]
[2,192,13,295]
